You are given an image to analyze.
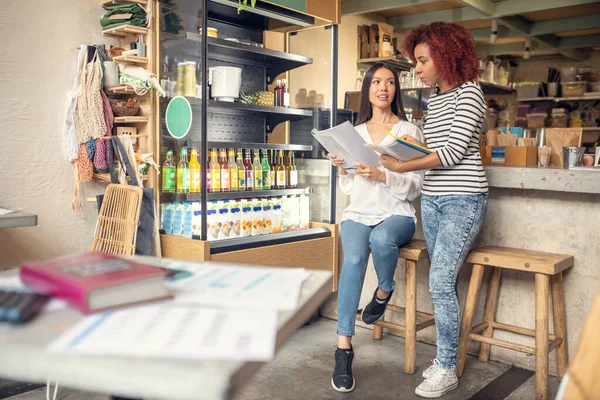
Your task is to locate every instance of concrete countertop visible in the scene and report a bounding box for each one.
[485,166,600,194]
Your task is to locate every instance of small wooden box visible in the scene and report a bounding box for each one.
[116,126,137,136]
[505,146,537,167]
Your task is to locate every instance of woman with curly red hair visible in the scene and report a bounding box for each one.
[380,22,488,398]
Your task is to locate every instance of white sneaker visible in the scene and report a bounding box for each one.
[415,367,459,398]
[422,359,442,379]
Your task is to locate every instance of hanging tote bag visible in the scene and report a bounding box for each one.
[102,136,155,256]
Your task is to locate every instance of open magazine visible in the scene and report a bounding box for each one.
[364,130,431,161]
[311,121,380,169]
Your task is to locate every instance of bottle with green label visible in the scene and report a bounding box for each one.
[176,147,190,194]
[261,149,271,190]
[162,150,176,193]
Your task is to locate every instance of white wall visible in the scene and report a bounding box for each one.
[0,0,113,268]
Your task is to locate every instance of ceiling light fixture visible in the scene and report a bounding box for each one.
[524,36,531,59]
[490,19,498,44]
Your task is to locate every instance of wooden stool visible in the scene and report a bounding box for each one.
[456,246,573,400]
[356,239,434,374]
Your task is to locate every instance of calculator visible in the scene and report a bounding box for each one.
[0,290,49,323]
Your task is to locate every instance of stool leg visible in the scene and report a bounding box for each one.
[551,272,569,379]
[456,264,485,378]
[373,324,383,340]
[535,273,550,400]
[405,260,417,374]
[479,267,502,362]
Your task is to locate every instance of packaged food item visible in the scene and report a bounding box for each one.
[240,199,253,237]
[207,201,220,241]
[162,203,174,235]
[262,198,272,235]
[251,198,263,236]
[271,197,282,233]
[546,128,583,167]
[360,25,370,59]
[230,200,241,238]
[299,194,310,230]
[288,195,300,231]
[218,201,231,240]
[281,196,291,232]
[191,202,203,237]
[378,23,394,57]
[369,24,379,58]
[172,202,184,236]
[182,202,194,238]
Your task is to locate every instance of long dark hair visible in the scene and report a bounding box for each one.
[355,63,407,126]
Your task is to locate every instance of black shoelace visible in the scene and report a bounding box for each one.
[334,351,351,376]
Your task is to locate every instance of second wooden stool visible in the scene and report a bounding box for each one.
[356,239,434,374]
[456,246,573,400]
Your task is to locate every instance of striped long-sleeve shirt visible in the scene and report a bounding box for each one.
[422,81,489,196]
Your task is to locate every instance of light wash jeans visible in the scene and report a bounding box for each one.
[337,216,416,337]
[421,194,488,370]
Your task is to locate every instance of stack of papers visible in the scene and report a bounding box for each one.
[47,261,309,362]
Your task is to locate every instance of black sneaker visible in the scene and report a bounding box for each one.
[331,347,355,393]
[361,287,393,324]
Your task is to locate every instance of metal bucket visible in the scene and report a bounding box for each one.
[562,146,585,168]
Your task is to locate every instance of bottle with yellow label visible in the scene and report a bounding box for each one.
[227,149,238,192]
[236,150,246,191]
[209,149,221,192]
[261,149,271,190]
[275,150,286,189]
[189,148,201,193]
[252,150,263,190]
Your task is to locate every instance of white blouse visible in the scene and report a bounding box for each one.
[339,120,424,226]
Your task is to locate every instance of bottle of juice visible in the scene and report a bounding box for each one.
[220,148,230,192]
[236,150,246,191]
[209,149,221,193]
[176,147,190,194]
[189,148,201,193]
[284,150,292,189]
[261,149,271,190]
[162,150,176,193]
[289,150,298,189]
[228,149,238,192]
[206,158,211,192]
[252,150,263,190]
[275,150,286,189]
[269,149,276,188]
[245,149,254,191]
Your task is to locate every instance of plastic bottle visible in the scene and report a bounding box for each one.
[289,150,298,188]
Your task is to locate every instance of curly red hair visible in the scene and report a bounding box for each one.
[401,22,480,87]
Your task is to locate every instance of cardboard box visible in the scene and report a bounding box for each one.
[505,146,537,167]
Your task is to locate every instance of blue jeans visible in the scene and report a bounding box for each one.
[337,216,416,337]
[421,194,488,370]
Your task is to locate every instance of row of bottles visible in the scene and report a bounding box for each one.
[162,148,298,194]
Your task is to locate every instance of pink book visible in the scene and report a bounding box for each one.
[20,252,171,314]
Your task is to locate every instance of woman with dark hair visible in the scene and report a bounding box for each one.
[380,22,488,398]
[328,63,424,393]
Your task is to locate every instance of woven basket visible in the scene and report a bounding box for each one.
[110,100,140,117]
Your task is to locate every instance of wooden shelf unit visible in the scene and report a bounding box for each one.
[114,116,149,123]
[102,25,148,38]
[112,55,149,65]
[101,0,147,6]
